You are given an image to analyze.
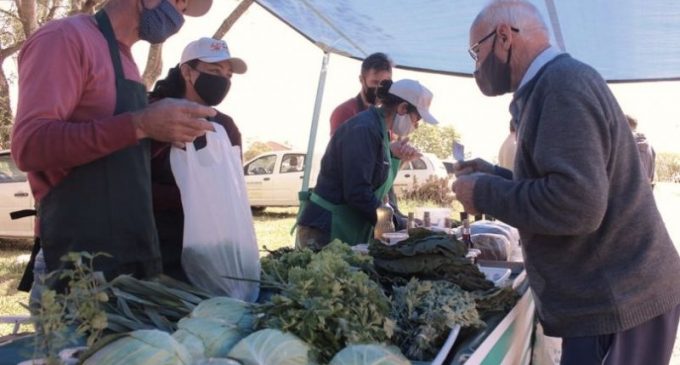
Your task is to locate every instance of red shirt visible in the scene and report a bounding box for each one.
[329,94,366,136]
[11,14,141,203]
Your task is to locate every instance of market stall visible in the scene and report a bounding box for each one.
[0,221,532,365]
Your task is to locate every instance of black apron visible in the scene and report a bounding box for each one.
[33,11,161,285]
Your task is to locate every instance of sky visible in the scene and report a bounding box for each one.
[5,0,680,162]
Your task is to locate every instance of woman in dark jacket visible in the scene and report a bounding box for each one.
[296,79,439,250]
[148,37,247,281]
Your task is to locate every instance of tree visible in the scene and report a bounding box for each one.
[244,141,273,162]
[408,123,460,160]
[0,0,107,149]
[0,0,255,149]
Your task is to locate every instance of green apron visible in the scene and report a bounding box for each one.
[38,10,161,282]
[310,113,399,244]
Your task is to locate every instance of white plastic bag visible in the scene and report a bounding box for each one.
[170,123,260,302]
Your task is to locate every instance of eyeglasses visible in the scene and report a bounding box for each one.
[468,27,519,62]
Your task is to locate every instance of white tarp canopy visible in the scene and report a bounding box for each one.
[255,0,680,82]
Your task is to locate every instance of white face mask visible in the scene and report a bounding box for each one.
[392,112,415,137]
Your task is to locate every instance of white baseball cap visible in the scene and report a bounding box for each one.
[180,37,247,74]
[185,0,213,17]
[388,79,439,125]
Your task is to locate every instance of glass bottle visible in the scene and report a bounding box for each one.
[374,197,395,241]
[423,211,431,228]
[460,212,481,264]
[407,212,416,230]
[460,212,473,249]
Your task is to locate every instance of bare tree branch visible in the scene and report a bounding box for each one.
[0,8,22,22]
[212,0,254,39]
[16,0,38,38]
[0,42,24,61]
[142,43,164,90]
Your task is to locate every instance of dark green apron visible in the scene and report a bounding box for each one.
[310,113,399,244]
[38,10,161,281]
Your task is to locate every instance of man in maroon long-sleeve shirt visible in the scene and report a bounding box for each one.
[329,53,393,135]
[12,0,215,300]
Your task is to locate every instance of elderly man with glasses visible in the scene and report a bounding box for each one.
[452,1,680,364]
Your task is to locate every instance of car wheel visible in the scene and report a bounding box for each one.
[251,206,266,214]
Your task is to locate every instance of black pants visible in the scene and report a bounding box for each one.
[561,304,680,365]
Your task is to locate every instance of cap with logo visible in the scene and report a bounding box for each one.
[180,37,247,74]
[388,79,439,125]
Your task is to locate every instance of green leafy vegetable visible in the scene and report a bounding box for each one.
[256,241,393,363]
[390,278,484,361]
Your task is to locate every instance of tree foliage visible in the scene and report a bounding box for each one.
[0,0,107,149]
[244,141,274,162]
[408,123,460,160]
[0,0,255,149]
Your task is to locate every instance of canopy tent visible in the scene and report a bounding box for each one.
[255,0,680,83]
[249,0,680,191]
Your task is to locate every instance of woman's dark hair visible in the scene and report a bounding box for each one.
[148,59,200,100]
[376,79,416,113]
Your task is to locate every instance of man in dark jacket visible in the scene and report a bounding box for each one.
[453,1,680,364]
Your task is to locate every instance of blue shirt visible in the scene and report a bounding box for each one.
[299,107,393,233]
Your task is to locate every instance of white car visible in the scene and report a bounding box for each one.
[243,150,448,209]
[0,150,35,238]
[392,153,451,193]
[244,151,321,209]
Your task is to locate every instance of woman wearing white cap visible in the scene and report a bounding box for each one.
[148,37,247,281]
[296,79,439,249]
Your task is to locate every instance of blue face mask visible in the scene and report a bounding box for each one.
[138,0,184,44]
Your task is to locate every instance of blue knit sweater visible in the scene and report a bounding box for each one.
[474,54,680,337]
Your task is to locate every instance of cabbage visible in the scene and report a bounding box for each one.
[227,329,311,365]
[191,297,254,329]
[194,358,242,365]
[329,344,411,365]
[82,329,192,365]
[172,317,248,359]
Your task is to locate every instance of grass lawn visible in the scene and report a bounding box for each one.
[0,239,32,336]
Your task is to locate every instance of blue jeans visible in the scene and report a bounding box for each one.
[28,249,47,316]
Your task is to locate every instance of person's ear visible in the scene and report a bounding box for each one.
[180,63,194,84]
[497,24,514,50]
[397,102,409,115]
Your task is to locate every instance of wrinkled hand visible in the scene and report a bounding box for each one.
[390,137,422,162]
[453,158,494,177]
[132,98,216,143]
[452,173,483,215]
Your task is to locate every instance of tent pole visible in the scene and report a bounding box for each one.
[301,51,330,192]
[544,0,566,51]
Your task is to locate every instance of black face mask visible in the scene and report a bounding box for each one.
[473,35,512,96]
[363,85,377,105]
[193,71,231,106]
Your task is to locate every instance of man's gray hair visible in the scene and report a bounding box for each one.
[473,0,549,38]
